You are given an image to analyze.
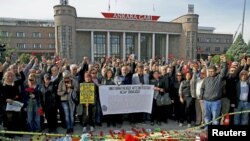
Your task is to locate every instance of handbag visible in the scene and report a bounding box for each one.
[70,90,79,105]
[156,93,172,106]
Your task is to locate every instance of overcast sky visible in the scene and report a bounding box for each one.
[0,0,249,42]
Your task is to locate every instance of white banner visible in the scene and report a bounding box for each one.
[99,85,154,115]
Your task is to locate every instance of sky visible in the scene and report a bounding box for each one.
[0,0,249,42]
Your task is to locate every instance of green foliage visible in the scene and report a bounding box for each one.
[19,53,31,64]
[211,55,220,64]
[226,34,248,61]
[211,54,234,64]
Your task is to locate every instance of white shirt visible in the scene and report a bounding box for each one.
[240,81,249,101]
[196,78,204,99]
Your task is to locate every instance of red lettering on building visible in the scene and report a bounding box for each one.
[102,12,160,21]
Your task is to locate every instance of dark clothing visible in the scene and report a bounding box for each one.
[139,74,144,84]
[150,79,165,123]
[79,63,89,83]
[235,81,250,107]
[0,71,25,131]
[180,80,192,97]
[39,82,58,131]
[179,97,195,124]
[225,66,244,105]
[171,79,182,121]
[121,73,133,85]
[200,62,227,101]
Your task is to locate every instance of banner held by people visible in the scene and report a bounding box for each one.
[99,85,154,115]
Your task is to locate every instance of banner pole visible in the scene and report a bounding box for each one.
[86,103,89,116]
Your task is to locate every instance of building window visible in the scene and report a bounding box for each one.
[94,33,106,62]
[33,43,41,49]
[205,47,210,52]
[1,31,9,37]
[187,18,191,22]
[57,26,72,58]
[32,32,41,38]
[16,32,25,37]
[110,34,120,58]
[17,43,26,49]
[49,44,55,48]
[186,31,197,59]
[205,38,211,42]
[226,39,231,43]
[126,35,135,58]
[215,38,220,43]
[215,47,220,52]
[49,33,54,38]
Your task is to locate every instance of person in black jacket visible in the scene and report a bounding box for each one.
[150,71,165,126]
[39,73,58,133]
[0,69,25,135]
[179,72,194,127]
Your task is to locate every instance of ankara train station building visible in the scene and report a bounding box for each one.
[0,2,233,63]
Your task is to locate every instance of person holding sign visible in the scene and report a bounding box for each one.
[101,69,116,127]
[81,72,96,133]
[57,70,78,134]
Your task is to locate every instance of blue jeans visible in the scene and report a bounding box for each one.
[27,99,40,131]
[204,100,221,127]
[95,101,102,124]
[61,102,74,130]
[234,101,250,125]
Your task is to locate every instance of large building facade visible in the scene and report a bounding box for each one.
[0,18,55,57]
[54,3,233,63]
[0,2,233,63]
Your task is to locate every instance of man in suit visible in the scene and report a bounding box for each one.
[131,65,149,125]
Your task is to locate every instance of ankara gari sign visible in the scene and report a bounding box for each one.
[102,12,160,21]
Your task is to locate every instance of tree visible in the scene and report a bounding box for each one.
[226,34,248,61]
[19,53,31,64]
[212,54,234,64]
[0,29,15,62]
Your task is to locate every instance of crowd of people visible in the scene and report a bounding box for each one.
[0,53,250,136]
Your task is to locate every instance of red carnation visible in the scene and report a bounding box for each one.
[25,87,35,93]
[37,107,44,116]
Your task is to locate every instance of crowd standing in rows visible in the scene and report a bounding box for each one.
[0,54,250,137]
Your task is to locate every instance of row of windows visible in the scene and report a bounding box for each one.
[1,31,54,38]
[197,37,232,43]
[93,33,137,61]
[197,47,228,52]
[16,43,55,49]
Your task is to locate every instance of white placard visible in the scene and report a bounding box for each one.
[6,101,24,112]
[99,85,154,115]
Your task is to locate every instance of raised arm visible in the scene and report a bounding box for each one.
[219,55,228,78]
